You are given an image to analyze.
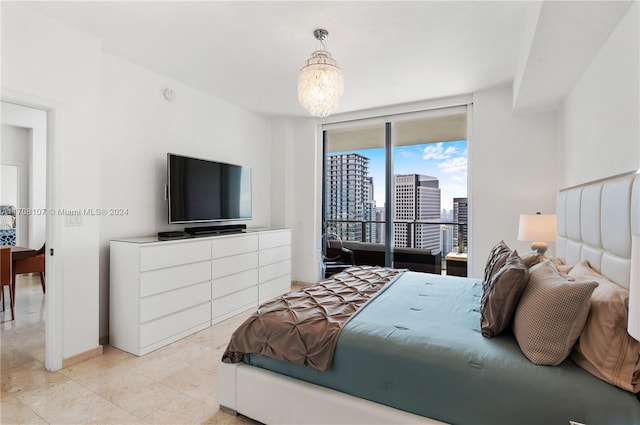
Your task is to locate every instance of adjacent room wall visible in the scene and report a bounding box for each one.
[0,124,30,247]
[1,102,48,249]
[559,2,639,186]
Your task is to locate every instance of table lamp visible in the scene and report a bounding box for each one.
[517,212,557,256]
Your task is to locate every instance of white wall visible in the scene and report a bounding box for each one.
[98,53,273,338]
[1,124,30,246]
[2,4,102,359]
[559,2,639,186]
[3,4,278,351]
[1,102,48,249]
[286,88,559,281]
[469,85,558,278]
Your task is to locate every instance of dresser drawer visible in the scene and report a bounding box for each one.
[259,274,291,303]
[212,268,257,299]
[139,241,211,271]
[212,285,257,320]
[212,252,257,279]
[140,281,211,323]
[258,231,290,250]
[139,302,210,349]
[259,245,291,267]
[259,260,291,283]
[140,261,211,297]
[211,234,258,258]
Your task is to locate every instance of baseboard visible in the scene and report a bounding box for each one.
[62,345,103,368]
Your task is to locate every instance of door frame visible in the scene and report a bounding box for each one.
[2,88,64,371]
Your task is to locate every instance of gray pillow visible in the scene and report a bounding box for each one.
[480,250,530,337]
[483,240,511,285]
[513,260,598,366]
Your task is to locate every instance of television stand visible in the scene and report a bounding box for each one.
[184,224,247,236]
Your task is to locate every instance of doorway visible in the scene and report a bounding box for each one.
[0,93,62,371]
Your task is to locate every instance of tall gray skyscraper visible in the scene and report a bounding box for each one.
[393,174,441,251]
[453,197,468,251]
[326,153,376,242]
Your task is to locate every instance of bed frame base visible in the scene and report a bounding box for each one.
[219,362,446,424]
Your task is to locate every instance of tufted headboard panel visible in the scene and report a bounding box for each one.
[556,171,639,289]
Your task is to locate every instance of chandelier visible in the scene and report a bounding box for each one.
[298,29,344,118]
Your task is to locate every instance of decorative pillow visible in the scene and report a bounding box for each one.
[483,240,511,284]
[521,252,542,269]
[0,215,15,230]
[569,261,640,393]
[550,256,574,274]
[480,250,530,338]
[513,260,598,366]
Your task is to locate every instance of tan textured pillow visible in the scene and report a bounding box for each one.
[569,261,640,393]
[480,250,530,338]
[513,260,598,366]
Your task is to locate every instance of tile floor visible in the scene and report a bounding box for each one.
[0,274,279,424]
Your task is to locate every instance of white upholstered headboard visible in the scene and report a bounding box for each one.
[556,170,639,290]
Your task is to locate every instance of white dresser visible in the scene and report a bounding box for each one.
[110,229,291,356]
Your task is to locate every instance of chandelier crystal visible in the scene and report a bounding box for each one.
[298,29,344,118]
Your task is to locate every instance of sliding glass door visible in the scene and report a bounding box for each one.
[322,107,468,275]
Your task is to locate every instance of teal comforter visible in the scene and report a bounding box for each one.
[245,271,640,424]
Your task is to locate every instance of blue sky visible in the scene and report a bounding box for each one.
[331,140,467,211]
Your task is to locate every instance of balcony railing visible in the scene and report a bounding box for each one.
[325,219,467,254]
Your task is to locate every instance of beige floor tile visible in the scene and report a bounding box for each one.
[0,275,287,425]
[96,381,181,420]
[126,349,191,382]
[203,410,257,425]
[60,349,133,382]
[0,391,48,425]
[2,366,70,395]
[160,365,217,405]
[143,394,218,425]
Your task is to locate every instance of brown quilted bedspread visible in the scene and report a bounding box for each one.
[222,265,403,371]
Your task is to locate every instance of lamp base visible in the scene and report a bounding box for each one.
[531,241,548,255]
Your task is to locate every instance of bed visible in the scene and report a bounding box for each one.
[219,171,640,425]
[0,205,17,246]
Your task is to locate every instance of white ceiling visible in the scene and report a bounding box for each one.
[18,1,631,118]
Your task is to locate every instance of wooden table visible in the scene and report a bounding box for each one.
[445,252,468,277]
[10,246,37,261]
[4,246,37,311]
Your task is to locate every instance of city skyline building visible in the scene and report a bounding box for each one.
[325,150,464,255]
[453,197,468,251]
[393,174,441,251]
[325,153,376,242]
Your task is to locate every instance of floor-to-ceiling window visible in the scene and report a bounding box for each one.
[322,106,468,274]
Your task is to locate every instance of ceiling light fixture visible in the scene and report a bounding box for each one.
[298,29,344,118]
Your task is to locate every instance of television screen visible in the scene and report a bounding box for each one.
[167,153,252,223]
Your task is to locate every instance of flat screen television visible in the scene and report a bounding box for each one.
[167,153,252,224]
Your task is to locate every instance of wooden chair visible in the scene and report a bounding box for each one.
[0,246,14,320]
[12,244,45,309]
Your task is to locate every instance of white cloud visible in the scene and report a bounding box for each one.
[396,148,415,159]
[438,156,467,174]
[422,143,458,160]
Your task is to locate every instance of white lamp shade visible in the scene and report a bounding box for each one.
[517,214,557,242]
[629,234,639,341]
